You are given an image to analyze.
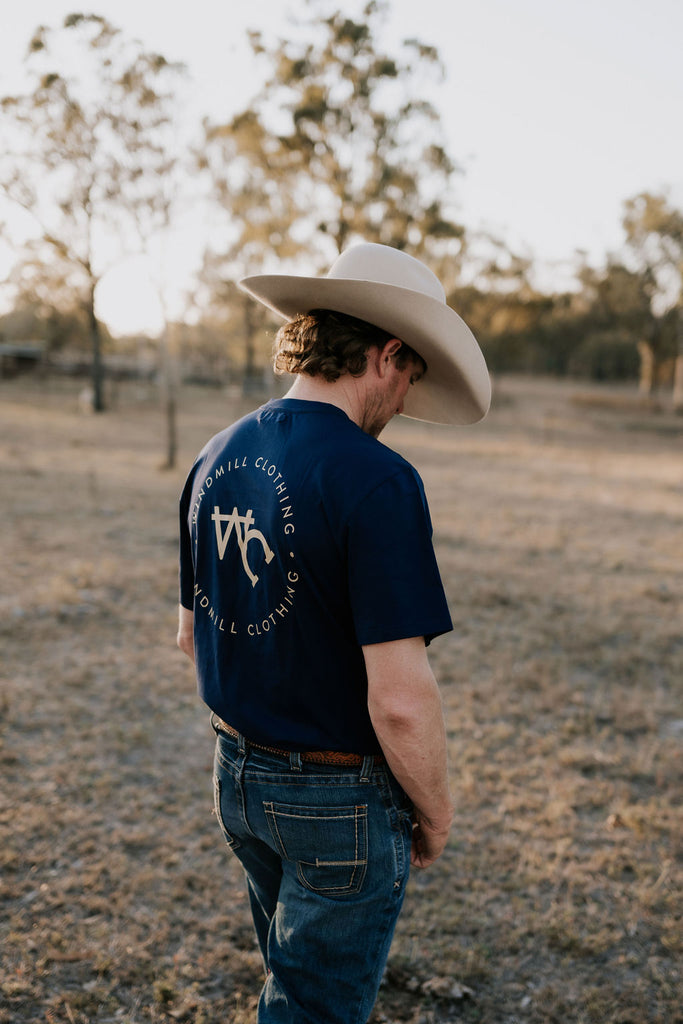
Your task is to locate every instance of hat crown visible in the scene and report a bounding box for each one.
[327,243,446,305]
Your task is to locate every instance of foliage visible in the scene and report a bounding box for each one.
[199,0,463,275]
[0,13,186,408]
[455,229,681,384]
[567,328,642,380]
[195,0,464,384]
[0,298,95,353]
[1,9,682,395]
[620,191,683,396]
[622,191,683,315]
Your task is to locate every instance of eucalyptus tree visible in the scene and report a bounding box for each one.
[199,0,465,374]
[0,13,186,411]
[197,109,305,389]
[622,191,683,402]
[250,0,464,261]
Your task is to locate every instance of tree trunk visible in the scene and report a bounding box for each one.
[159,322,178,470]
[673,354,683,413]
[165,385,178,469]
[88,284,105,412]
[637,340,655,396]
[242,296,262,395]
[673,308,683,414]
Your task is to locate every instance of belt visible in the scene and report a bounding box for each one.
[212,716,385,768]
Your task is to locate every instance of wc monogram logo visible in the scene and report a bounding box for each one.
[211,506,274,587]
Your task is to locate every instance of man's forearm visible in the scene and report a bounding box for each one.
[364,637,455,867]
[177,604,195,663]
[368,671,453,826]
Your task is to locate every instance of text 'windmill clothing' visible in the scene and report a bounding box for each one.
[179,399,452,754]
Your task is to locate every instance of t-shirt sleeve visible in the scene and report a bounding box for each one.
[178,474,196,611]
[347,466,452,646]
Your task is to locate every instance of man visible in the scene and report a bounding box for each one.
[177,242,490,1023]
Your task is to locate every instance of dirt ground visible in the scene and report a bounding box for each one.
[0,374,681,1024]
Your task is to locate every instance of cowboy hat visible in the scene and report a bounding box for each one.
[239,242,491,425]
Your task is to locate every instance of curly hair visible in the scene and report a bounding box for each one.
[273,309,423,381]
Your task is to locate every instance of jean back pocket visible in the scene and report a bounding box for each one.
[264,801,368,897]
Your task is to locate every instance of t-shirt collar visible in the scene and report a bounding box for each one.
[266,398,352,422]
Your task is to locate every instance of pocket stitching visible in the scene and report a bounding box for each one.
[264,801,368,896]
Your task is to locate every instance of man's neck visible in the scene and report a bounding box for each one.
[283,375,365,429]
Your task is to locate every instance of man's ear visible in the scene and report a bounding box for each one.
[377,338,403,378]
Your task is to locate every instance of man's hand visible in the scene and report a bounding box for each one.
[411,809,454,869]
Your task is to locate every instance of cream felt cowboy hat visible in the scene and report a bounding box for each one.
[239,242,491,425]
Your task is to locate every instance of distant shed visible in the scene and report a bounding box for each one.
[0,341,47,377]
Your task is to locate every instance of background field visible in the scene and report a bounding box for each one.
[1,375,681,1024]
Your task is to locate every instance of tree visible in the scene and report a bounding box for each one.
[622,191,683,403]
[116,58,191,466]
[196,109,305,391]
[253,0,463,260]
[194,247,276,390]
[447,234,557,375]
[568,260,651,382]
[0,13,185,411]
[198,0,465,375]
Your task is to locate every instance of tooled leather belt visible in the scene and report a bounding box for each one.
[212,716,385,767]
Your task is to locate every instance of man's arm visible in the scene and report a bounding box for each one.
[363,635,454,869]
[177,604,195,663]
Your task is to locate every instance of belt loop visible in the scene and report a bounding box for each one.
[237,732,247,757]
[289,750,303,772]
[359,755,374,783]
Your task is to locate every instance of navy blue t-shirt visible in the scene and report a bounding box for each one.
[179,399,452,753]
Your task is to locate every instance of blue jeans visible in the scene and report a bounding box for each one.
[211,724,414,1024]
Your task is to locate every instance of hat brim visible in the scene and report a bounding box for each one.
[239,275,491,425]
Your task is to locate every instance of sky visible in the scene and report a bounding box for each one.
[1,0,682,335]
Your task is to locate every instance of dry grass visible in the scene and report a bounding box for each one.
[1,374,681,1024]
